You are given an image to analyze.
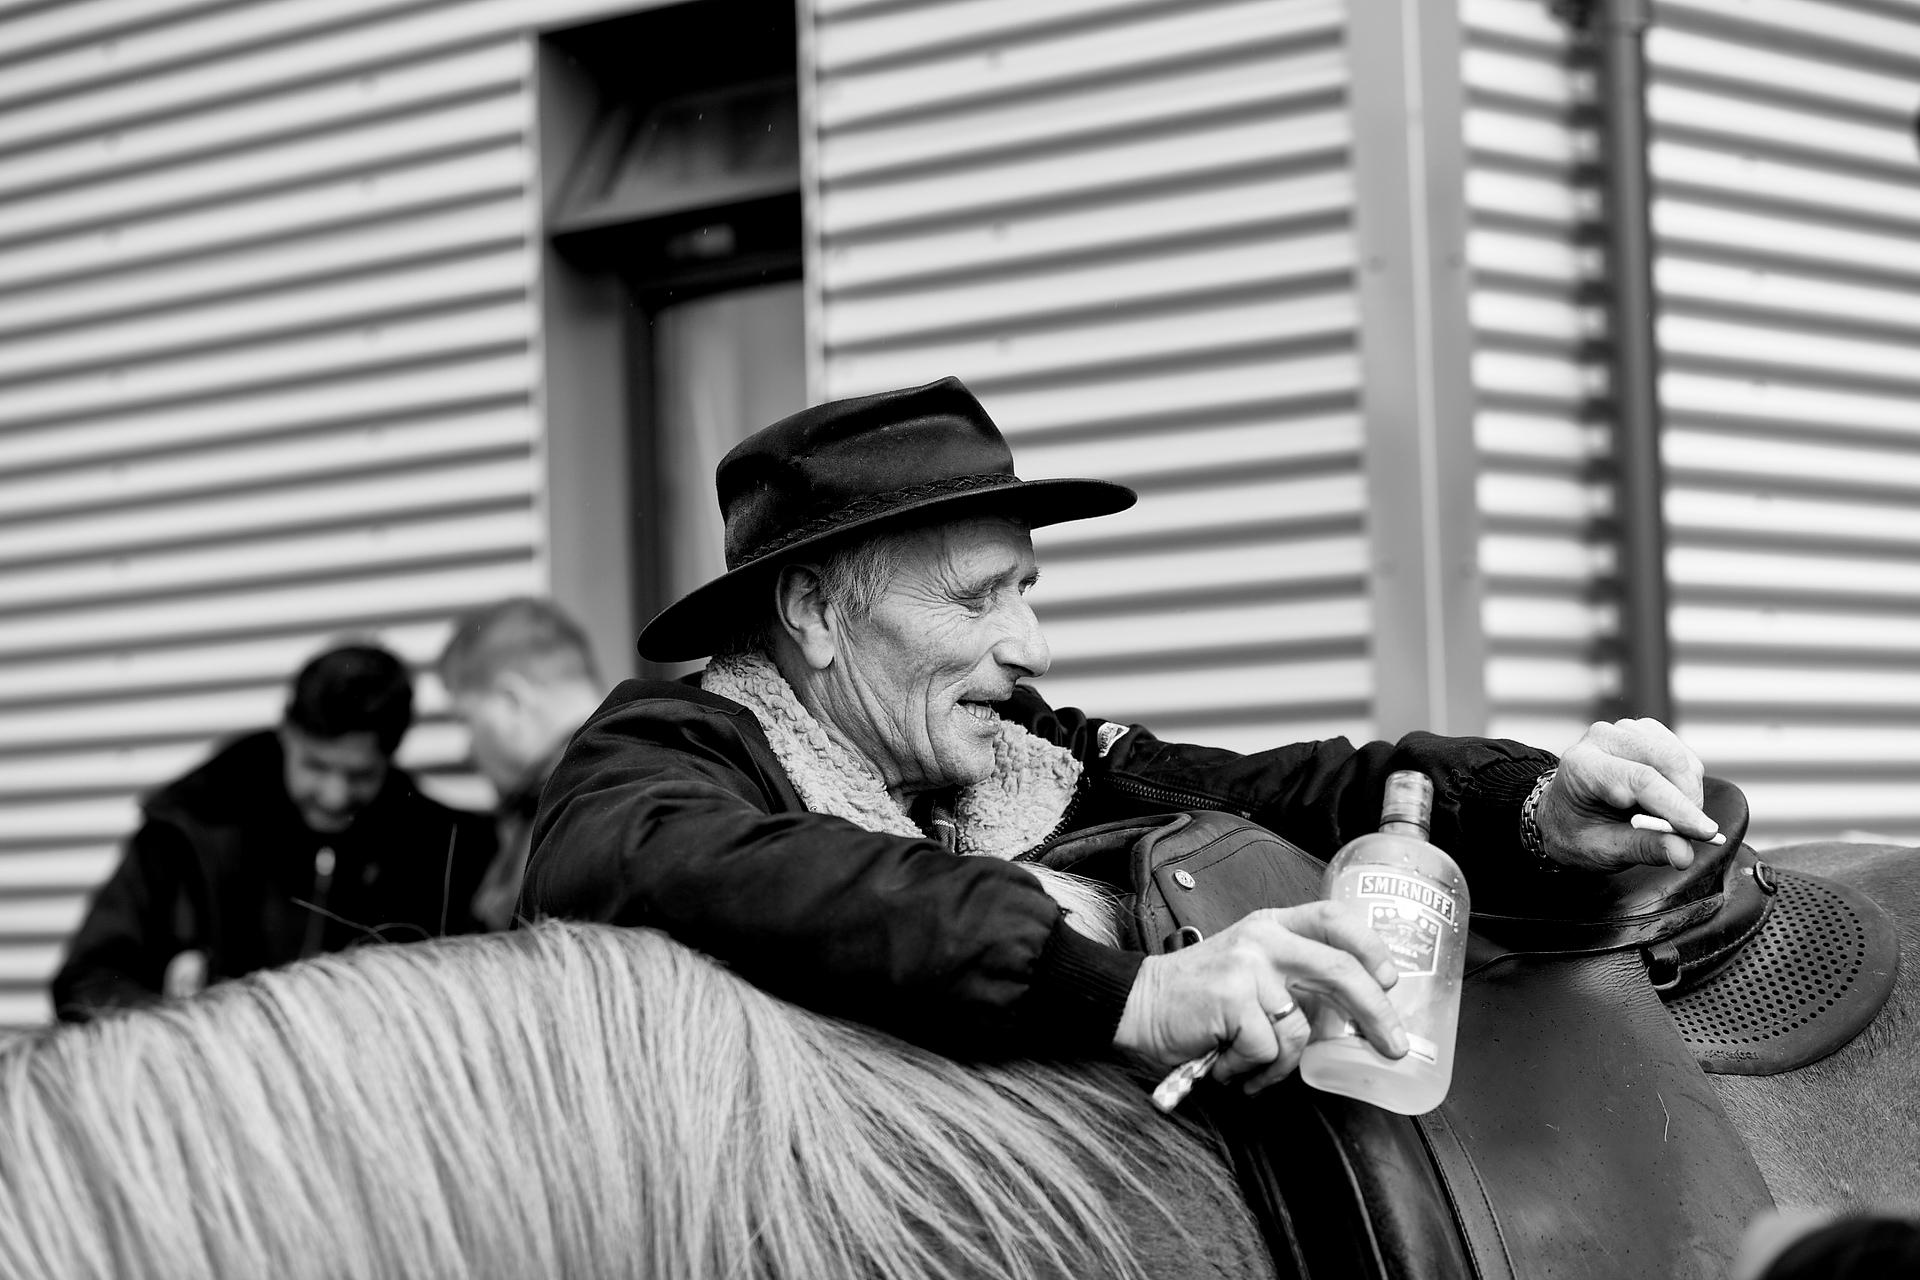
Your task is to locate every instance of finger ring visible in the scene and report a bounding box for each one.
[1270,998,1299,1023]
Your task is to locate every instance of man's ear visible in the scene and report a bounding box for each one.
[773,565,837,671]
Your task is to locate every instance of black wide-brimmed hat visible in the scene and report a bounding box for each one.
[637,377,1136,662]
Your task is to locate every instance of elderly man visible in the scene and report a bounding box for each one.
[524,378,1719,1089]
[54,643,496,1020]
[438,597,604,930]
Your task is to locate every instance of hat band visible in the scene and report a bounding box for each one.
[733,471,1019,567]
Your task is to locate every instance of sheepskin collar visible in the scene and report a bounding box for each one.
[701,652,1080,859]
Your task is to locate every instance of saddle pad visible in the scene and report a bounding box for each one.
[1667,868,1900,1075]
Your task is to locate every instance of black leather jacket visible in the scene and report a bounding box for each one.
[524,680,1556,1057]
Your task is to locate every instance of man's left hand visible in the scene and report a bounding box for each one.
[1535,717,1720,872]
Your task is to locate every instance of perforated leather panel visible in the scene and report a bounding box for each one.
[1668,869,1899,1075]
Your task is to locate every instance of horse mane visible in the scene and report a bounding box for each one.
[0,922,1259,1280]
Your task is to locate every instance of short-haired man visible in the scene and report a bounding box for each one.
[437,598,604,930]
[52,643,497,1020]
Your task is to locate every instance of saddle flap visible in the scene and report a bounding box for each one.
[1438,948,1774,1277]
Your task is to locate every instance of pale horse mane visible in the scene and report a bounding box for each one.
[1025,860,1128,947]
[0,919,1266,1280]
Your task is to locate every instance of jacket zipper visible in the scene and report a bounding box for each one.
[1023,785,1087,859]
[300,846,336,959]
[1023,775,1257,861]
[1105,773,1254,819]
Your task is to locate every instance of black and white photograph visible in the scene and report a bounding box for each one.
[1,0,1917,1275]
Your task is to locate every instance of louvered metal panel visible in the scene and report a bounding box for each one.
[1460,0,1620,752]
[1648,0,1920,845]
[0,0,637,1027]
[806,0,1373,754]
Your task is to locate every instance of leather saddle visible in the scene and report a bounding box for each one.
[1032,779,1882,1280]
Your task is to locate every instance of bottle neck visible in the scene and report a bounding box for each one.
[1379,769,1435,839]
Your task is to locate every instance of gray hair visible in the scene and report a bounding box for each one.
[439,596,599,693]
[716,528,917,658]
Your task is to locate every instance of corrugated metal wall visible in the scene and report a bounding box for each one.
[14,0,1909,1029]
[1458,0,1620,751]
[1647,0,1920,846]
[805,0,1374,754]
[0,1,599,1026]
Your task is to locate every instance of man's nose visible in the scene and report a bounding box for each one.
[314,773,350,812]
[996,598,1051,680]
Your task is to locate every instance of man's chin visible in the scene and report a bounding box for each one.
[300,811,353,835]
[942,749,999,792]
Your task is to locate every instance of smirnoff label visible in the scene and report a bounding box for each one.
[1355,872,1459,926]
[1349,870,1460,979]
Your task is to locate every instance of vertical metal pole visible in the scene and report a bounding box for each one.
[1350,0,1488,739]
[1593,0,1675,722]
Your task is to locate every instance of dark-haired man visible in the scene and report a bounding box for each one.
[52,643,496,1021]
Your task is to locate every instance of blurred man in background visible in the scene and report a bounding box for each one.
[438,598,603,931]
[51,643,496,1021]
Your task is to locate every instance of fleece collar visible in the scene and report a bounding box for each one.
[701,652,1080,859]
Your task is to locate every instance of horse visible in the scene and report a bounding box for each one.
[1,841,1912,1280]
[1708,840,1920,1213]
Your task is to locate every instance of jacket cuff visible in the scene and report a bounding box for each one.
[1473,754,1555,811]
[1015,917,1144,1053]
[1453,754,1559,880]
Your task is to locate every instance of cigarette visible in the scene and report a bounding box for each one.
[1152,1048,1220,1113]
[1630,813,1727,844]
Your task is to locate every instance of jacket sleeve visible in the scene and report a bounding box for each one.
[1009,687,1556,883]
[50,821,195,1021]
[521,691,1140,1057]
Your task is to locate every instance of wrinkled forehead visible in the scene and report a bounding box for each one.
[890,514,1037,583]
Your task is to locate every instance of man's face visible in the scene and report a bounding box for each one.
[279,726,390,834]
[448,683,530,796]
[817,517,1051,795]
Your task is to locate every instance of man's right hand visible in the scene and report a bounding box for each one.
[1113,902,1409,1095]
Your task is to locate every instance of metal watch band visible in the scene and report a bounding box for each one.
[1520,765,1560,869]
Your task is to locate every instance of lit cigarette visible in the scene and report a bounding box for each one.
[1630,813,1726,844]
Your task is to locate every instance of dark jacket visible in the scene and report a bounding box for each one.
[52,731,496,1021]
[524,680,1557,1057]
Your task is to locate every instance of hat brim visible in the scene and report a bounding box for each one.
[637,476,1136,662]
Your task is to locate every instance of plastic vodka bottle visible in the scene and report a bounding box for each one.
[1298,769,1469,1115]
